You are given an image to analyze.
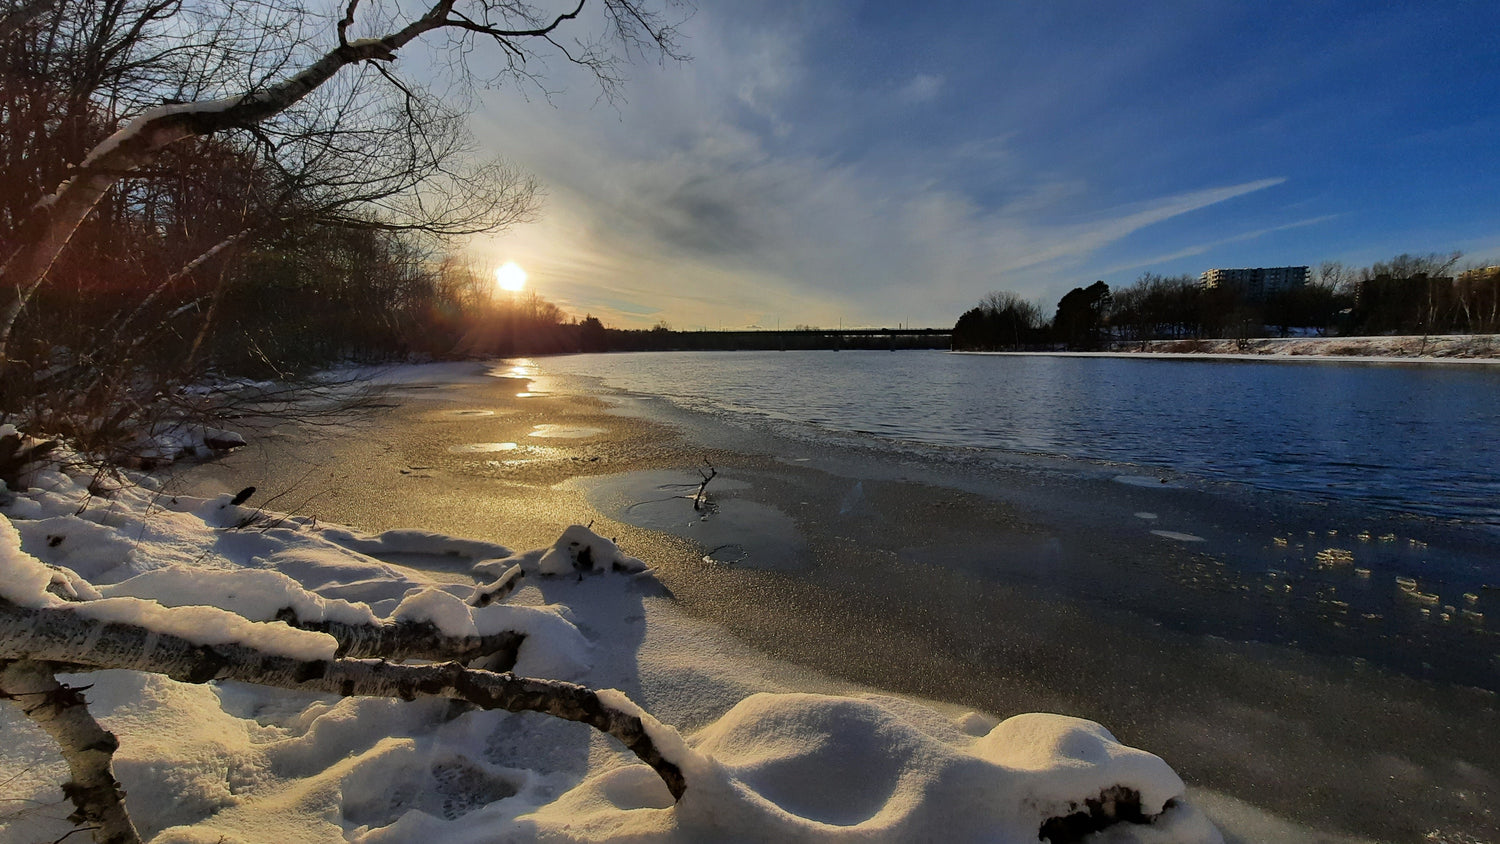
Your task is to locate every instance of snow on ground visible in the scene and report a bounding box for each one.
[1115,333,1500,362]
[966,334,1500,364]
[1131,334,1500,361]
[0,449,1219,843]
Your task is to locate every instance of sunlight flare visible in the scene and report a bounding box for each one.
[496,261,528,292]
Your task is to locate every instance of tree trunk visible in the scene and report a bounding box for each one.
[275,608,524,668]
[0,597,687,800]
[0,659,142,844]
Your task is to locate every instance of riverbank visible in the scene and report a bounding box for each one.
[163,359,1498,843]
[1133,333,1500,360]
[964,333,1500,363]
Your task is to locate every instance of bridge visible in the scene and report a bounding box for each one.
[607,327,952,352]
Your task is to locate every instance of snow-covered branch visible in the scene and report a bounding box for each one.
[0,597,688,800]
[276,610,525,667]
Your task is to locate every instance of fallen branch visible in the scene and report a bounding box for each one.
[693,459,716,511]
[0,660,140,844]
[274,610,524,668]
[469,563,525,608]
[41,577,526,670]
[0,598,687,802]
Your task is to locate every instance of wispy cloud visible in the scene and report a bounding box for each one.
[895,73,944,104]
[463,4,1404,328]
[1099,214,1340,276]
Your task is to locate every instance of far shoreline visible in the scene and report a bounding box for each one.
[956,349,1500,365]
[953,332,1500,365]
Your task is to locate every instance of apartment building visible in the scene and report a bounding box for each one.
[1199,266,1310,300]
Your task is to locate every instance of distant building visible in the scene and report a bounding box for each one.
[1199,266,1309,300]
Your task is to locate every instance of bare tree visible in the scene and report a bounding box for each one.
[0,0,682,466]
[1314,260,1350,296]
[0,0,683,362]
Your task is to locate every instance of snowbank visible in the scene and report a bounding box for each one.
[963,334,1500,363]
[1124,333,1500,362]
[525,692,1216,843]
[0,448,1218,843]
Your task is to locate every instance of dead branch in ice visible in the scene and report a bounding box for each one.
[0,659,141,844]
[0,599,688,807]
[693,458,717,511]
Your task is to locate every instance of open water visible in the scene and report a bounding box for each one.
[540,350,1500,526]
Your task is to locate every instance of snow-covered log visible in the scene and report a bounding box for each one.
[49,567,526,667]
[0,659,141,844]
[0,597,689,800]
[275,609,524,667]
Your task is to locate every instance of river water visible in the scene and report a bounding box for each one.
[539,351,1500,688]
[539,351,1500,526]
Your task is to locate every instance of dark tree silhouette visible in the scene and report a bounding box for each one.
[1053,281,1111,349]
[951,291,1044,351]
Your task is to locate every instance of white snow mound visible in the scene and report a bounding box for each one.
[536,524,648,576]
[527,692,1220,843]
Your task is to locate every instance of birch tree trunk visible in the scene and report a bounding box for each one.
[0,597,688,802]
[275,609,525,668]
[0,659,142,844]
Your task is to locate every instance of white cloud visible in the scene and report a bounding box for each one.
[461,7,1289,328]
[895,73,944,104]
[1098,214,1339,276]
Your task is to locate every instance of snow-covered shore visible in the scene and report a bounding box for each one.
[1131,333,1500,361]
[0,439,1219,842]
[967,333,1500,363]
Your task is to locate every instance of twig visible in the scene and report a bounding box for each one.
[692,459,716,512]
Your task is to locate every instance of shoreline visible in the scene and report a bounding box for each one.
[172,360,1500,843]
[960,349,1500,365]
[957,332,1500,365]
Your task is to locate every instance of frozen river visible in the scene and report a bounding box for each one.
[527,350,1500,840]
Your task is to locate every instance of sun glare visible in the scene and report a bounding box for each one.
[496,261,528,292]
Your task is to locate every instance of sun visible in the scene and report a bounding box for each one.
[495,261,528,293]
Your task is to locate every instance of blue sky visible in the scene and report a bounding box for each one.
[467,0,1500,329]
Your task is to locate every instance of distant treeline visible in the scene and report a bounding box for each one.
[953,254,1500,351]
[573,321,949,352]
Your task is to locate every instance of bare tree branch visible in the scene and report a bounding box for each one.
[0,0,55,39]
